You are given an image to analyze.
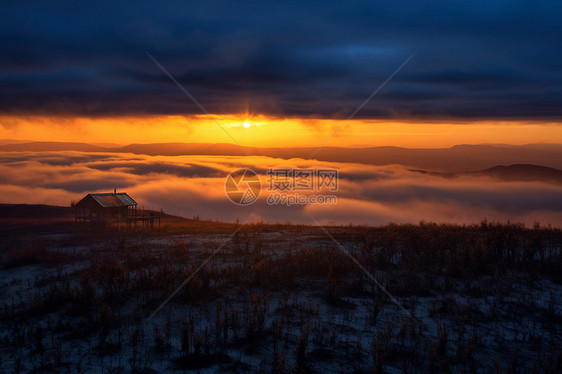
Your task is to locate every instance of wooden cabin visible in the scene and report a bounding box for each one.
[74,189,138,225]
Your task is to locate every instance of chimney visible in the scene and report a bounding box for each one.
[114,188,116,195]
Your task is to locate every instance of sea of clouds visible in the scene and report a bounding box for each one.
[1,151,561,226]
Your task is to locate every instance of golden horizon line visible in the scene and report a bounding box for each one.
[1,138,562,149]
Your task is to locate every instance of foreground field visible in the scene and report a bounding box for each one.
[0,214,561,373]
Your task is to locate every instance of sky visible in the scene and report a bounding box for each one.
[1,1,562,147]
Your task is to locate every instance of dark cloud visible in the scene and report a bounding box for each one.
[42,177,136,193]
[0,1,561,119]
[87,161,224,178]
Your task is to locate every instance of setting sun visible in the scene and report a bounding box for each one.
[1,114,561,148]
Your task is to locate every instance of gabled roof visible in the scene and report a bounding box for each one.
[77,193,137,208]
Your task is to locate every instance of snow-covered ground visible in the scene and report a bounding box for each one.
[0,226,560,373]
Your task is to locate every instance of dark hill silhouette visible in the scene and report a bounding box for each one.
[114,143,562,171]
[411,164,562,185]
[0,204,238,238]
[115,143,562,171]
[0,204,73,219]
[479,164,562,184]
[0,141,107,152]
[2,141,562,172]
[116,142,247,156]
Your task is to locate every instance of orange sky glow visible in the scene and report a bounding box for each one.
[1,114,561,148]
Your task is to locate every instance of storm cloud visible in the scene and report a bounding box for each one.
[1,1,561,120]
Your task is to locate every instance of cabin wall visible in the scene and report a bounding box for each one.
[75,202,130,224]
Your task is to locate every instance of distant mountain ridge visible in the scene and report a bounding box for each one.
[479,164,562,184]
[1,141,562,172]
[0,141,107,152]
[411,164,562,185]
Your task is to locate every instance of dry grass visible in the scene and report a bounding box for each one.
[0,218,560,373]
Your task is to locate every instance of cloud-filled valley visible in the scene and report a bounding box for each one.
[1,150,561,226]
